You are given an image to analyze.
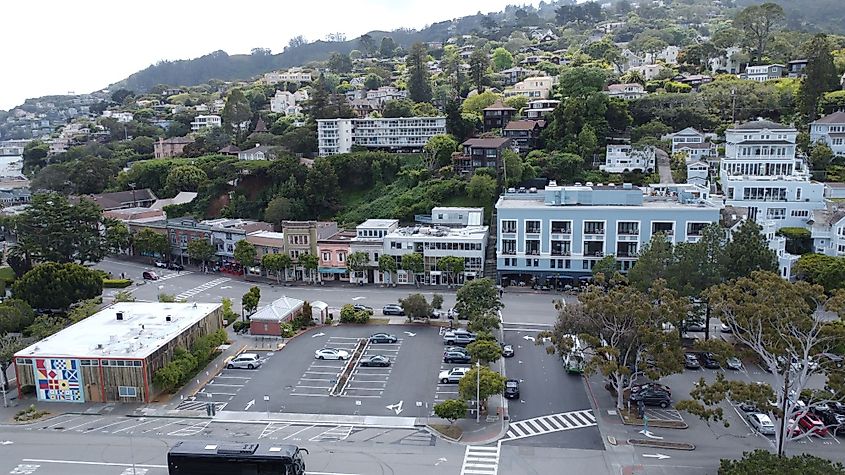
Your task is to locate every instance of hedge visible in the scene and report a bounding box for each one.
[102,279,132,288]
[153,329,228,393]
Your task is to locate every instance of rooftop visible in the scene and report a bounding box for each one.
[358,219,399,229]
[462,137,511,148]
[483,100,516,112]
[386,225,489,241]
[15,302,221,360]
[728,120,794,131]
[248,230,285,240]
[813,111,845,125]
[504,120,544,131]
[250,296,304,323]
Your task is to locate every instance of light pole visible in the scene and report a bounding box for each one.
[128,182,137,207]
[476,361,481,423]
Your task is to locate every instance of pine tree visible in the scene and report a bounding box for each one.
[798,34,840,122]
[406,43,432,103]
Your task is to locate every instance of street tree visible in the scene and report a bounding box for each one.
[679,272,845,456]
[627,233,674,292]
[261,253,287,284]
[186,239,215,271]
[431,294,444,310]
[433,399,467,424]
[132,228,170,262]
[0,336,29,391]
[378,254,397,285]
[733,3,785,64]
[406,43,432,103]
[455,278,502,320]
[346,251,370,283]
[299,253,319,283]
[233,240,257,272]
[438,256,465,286]
[542,281,688,411]
[722,219,777,280]
[794,253,845,292]
[13,263,103,311]
[458,366,506,405]
[399,293,431,321]
[466,340,502,364]
[401,253,424,286]
[242,286,261,317]
[105,220,131,256]
[719,449,845,475]
[591,255,619,280]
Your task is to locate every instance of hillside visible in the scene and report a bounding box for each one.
[741,0,845,35]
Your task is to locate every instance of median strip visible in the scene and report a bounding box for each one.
[330,338,368,396]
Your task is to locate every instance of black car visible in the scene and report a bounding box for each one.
[697,352,721,369]
[631,382,672,397]
[504,379,520,399]
[444,350,472,364]
[630,388,671,408]
[360,355,391,367]
[811,407,845,435]
[382,304,404,316]
[684,353,701,369]
[501,344,515,358]
[369,333,397,344]
[167,262,184,271]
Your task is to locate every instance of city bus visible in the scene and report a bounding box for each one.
[168,441,308,475]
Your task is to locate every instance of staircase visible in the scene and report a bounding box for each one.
[483,209,498,282]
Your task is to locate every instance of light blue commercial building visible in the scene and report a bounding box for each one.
[495,183,722,286]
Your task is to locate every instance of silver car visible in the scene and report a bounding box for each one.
[228,353,262,369]
[747,412,776,435]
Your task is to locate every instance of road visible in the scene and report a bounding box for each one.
[656,148,673,184]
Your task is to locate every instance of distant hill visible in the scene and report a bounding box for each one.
[740,0,845,35]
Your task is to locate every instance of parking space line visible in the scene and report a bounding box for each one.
[338,394,381,398]
[300,377,333,382]
[65,418,104,431]
[310,364,345,369]
[205,383,244,387]
[197,391,237,396]
[95,419,134,432]
[259,422,291,439]
[142,420,185,433]
[295,385,332,389]
[213,375,252,379]
[112,419,156,434]
[289,393,330,397]
[43,416,81,429]
[342,387,383,391]
[282,425,315,440]
[304,371,341,375]
[329,337,361,340]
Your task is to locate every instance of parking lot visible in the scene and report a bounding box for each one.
[176,350,275,412]
[212,325,455,417]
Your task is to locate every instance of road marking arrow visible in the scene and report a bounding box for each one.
[220,286,232,289]
[404,331,416,337]
[0,441,13,445]
[642,453,670,460]
[351,296,365,301]
[311,332,326,338]
[386,401,404,415]
[245,399,255,411]
[435,457,447,466]
[639,429,663,440]
[523,335,536,342]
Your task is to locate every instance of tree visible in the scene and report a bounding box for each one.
[327,52,353,74]
[466,340,502,364]
[542,282,687,410]
[299,252,319,283]
[186,238,215,271]
[406,43,432,103]
[399,293,431,321]
[424,134,458,168]
[592,255,618,280]
[0,299,35,335]
[680,273,845,456]
[304,160,340,216]
[358,34,376,56]
[719,449,845,475]
[502,149,523,188]
[379,36,397,58]
[346,251,370,283]
[287,35,307,49]
[469,49,491,93]
[798,34,840,122]
[576,124,598,162]
[734,3,785,64]
[105,220,131,255]
[810,143,834,170]
[455,278,502,320]
[438,256,466,286]
[364,73,382,90]
[233,240,257,271]
[264,196,300,225]
[431,294,444,310]
[261,253,285,284]
[723,219,777,280]
[22,140,49,173]
[401,253,424,285]
[221,89,252,141]
[491,47,513,72]
[13,262,103,310]
[132,228,170,261]
[794,254,845,292]
[242,286,261,316]
[467,174,497,204]
[627,233,674,292]
[433,399,467,424]
[165,165,207,193]
[378,254,397,285]
[0,336,28,391]
[458,366,506,404]
[461,91,500,117]
[382,99,415,118]
[558,67,608,99]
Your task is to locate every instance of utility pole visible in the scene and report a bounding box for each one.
[731,88,737,124]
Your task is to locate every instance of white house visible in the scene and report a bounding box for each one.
[686,160,710,188]
[383,224,489,286]
[270,89,309,115]
[601,145,656,173]
[605,83,646,100]
[709,46,742,74]
[525,99,560,119]
[810,111,845,156]
[740,64,785,82]
[669,127,716,160]
[809,203,845,257]
[504,76,555,99]
[628,64,663,81]
[263,68,313,84]
[238,145,276,161]
[349,219,399,284]
[719,120,826,229]
[190,115,221,131]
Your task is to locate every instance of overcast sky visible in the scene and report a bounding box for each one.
[1,0,541,110]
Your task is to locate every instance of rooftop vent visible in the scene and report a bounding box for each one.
[116,311,124,321]
[166,315,172,322]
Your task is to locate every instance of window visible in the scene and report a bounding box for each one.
[617,222,639,235]
[322,252,330,261]
[686,222,708,236]
[118,386,138,398]
[651,222,674,235]
[551,221,571,234]
[501,239,516,255]
[551,240,570,256]
[525,240,540,255]
[338,252,345,262]
[501,220,517,233]
[526,220,541,234]
[584,221,604,235]
[791,209,809,218]
[766,208,786,220]
[796,187,802,201]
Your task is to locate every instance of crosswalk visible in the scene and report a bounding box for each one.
[175,277,230,300]
[460,445,500,475]
[502,409,596,441]
[175,400,227,412]
[158,271,192,281]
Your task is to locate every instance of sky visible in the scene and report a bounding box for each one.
[0,0,540,110]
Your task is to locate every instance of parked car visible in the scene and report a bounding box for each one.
[439,367,470,384]
[697,352,721,369]
[504,379,520,399]
[228,353,262,370]
[360,355,391,367]
[154,260,168,269]
[446,308,467,320]
[720,323,733,333]
[795,412,829,436]
[830,402,845,415]
[429,309,444,319]
[684,353,701,369]
[726,357,743,371]
[444,346,468,356]
[168,262,184,271]
[353,304,374,315]
[382,304,404,316]
[631,382,672,397]
[369,333,397,344]
[444,350,472,364]
[142,270,159,280]
[443,330,476,346]
[811,407,845,435]
[746,413,776,435]
[315,348,350,360]
[685,321,705,332]
[629,388,671,408]
[501,344,515,358]
[737,401,760,413]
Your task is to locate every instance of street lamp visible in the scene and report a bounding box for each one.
[476,361,481,423]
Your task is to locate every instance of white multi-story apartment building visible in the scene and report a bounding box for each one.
[190,114,222,131]
[810,111,845,156]
[263,68,313,84]
[525,99,560,119]
[504,76,555,99]
[349,219,399,284]
[317,117,446,156]
[601,144,656,173]
[669,127,716,160]
[720,120,825,229]
[383,224,489,286]
[270,89,309,115]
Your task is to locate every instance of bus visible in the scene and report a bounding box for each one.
[168,441,308,475]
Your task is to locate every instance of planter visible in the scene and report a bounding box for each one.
[627,439,695,450]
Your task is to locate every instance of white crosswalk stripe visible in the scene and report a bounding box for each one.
[175,277,230,300]
[157,271,192,281]
[176,400,227,412]
[460,445,499,475]
[502,409,596,441]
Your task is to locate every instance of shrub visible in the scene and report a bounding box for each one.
[153,329,229,393]
[221,298,238,326]
[280,322,295,338]
[339,303,370,324]
[431,293,444,310]
[102,279,132,288]
[232,320,249,333]
[434,399,467,424]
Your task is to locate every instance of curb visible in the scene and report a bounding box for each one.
[426,424,463,443]
[618,413,688,429]
[627,439,696,450]
[187,343,246,399]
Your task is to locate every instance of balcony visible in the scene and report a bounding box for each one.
[501,249,516,255]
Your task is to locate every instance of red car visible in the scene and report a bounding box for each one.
[795,413,829,436]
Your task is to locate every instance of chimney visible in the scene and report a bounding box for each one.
[166,315,172,322]
[116,311,124,321]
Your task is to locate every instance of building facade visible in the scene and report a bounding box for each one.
[154,137,194,158]
[601,144,656,173]
[167,218,213,264]
[810,111,845,157]
[504,76,555,99]
[190,115,221,131]
[605,83,646,100]
[740,64,785,82]
[669,127,716,160]
[317,117,446,156]
[383,225,489,286]
[495,183,721,285]
[349,219,399,284]
[525,99,560,120]
[281,221,338,280]
[453,137,511,176]
[482,100,517,131]
[503,120,544,154]
[200,219,273,266]
[317,230,355,281]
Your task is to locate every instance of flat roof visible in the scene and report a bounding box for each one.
[358,219,398,228]
[15,302,221,360]
[386,225,489,241]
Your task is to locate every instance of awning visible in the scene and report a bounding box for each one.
[318,267,348,274]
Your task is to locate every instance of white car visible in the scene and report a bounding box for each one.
[315,348,350,360]
[439,367,470,384]
[747,412,776,435]
[228,353,262,369]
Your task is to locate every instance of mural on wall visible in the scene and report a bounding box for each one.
[34,358,84,402]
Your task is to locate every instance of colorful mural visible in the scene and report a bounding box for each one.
[34,358,84,402]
